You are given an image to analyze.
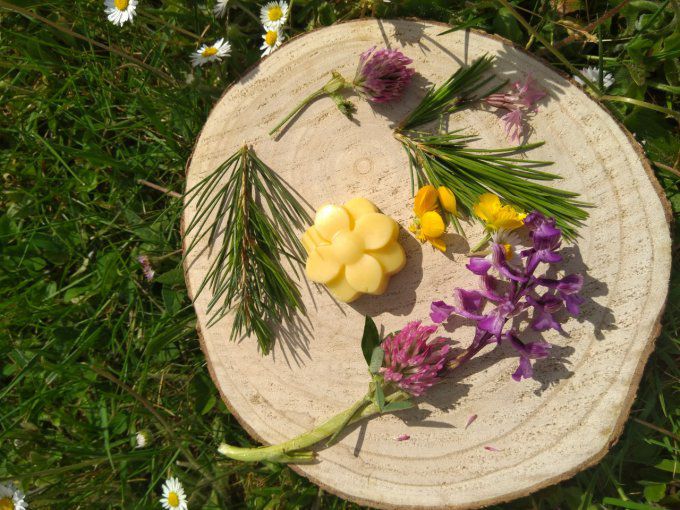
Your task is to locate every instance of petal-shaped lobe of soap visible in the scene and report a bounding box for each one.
[343,197,378,222]
[345,254,386,294]
[355,213,399,250]
[314,205,351,241]
[305,245,341,283]
[301,226,328,254]
[370,242,406,274]
[326,271,361,303]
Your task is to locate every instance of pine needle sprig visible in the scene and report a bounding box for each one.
[183,145,311,354]
[395,57,589,239]
[398,55,497,131]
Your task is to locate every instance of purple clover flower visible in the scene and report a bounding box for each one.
[485,75,546,143]
[430,211,583,381]
[353,46,415,103]
[380,321,451,397]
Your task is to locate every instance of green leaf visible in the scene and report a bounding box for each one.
[601,497,663,510]
[627,36,654,63]
[654,459,678,472]
[492,8,523,43]
[361,316,381,366]
[382,401,415,413]
[154,266,185,285]
[643,483,667,503]
[369,346,384,374]
[374,383,385,412]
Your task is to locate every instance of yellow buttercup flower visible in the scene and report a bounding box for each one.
[410,185,457,252]
[473,193,526,231]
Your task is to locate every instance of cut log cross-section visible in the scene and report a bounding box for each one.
[183,19,672,510]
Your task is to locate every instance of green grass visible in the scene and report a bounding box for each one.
[0,0,678,508]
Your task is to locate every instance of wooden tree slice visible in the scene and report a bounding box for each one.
[183,19,672,509]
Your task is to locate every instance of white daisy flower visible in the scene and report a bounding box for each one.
[190,38,232,67]
[0,482,28,510]
[104,0,138,27]
[135,431,149,448]
[160,477,187,510]
[260,29,284,57]
[260,1,289,30]
[574,66,614,90]
[214,0,229,18]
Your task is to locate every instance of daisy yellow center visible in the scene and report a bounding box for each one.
[114,0,129,10]
[502,243,514,259]
[202,47,218,57]
[167,492,180,508]
[265,31,278,46]
[267,6,283,21]
[0,498,14,510]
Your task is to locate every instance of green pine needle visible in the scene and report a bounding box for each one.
[398,55,497,131]
[183,146,311,354]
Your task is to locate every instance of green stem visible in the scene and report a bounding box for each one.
[218,390,409,463]
[469,232,492,254]
[600,95,680,121]
[269,72,350,136]
[269,88,326,136]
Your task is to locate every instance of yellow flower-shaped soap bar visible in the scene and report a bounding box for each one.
[302,198,406,303]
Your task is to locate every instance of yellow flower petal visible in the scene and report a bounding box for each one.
[428,235,447,252]
[305,245,341,283]
[472,193,526,231]
[420,211,445,238]
[492,207,526,231]
[314,204,351,241]
[472,193,501,224]
[437,186,457,215]
[343,197,378,222]
[345,254,387,294]
[413,185,438,217]
[354,213,398,250]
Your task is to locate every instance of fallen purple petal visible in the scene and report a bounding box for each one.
[484,446,502,452]
[465,414,478,429]
[396,434,410,441]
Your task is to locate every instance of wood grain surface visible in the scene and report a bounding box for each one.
[183,19,672,509]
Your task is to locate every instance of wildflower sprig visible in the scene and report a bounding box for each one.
[218,316,447,463]
[393,56,589,239]
[269,46,415,136]
[217,211,583,464]
[183,145,311,354]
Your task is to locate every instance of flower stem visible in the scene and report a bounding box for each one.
[469,232,492,254]
[269,88,326,136]
[269,73,350,137]
[218,389,409,463]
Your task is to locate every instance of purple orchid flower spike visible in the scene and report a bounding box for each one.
[430,210,583,382]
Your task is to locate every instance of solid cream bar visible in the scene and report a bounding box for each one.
[302,198,406,303]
